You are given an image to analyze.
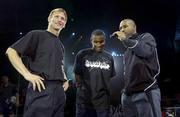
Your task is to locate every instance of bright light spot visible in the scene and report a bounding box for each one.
[112,51,124,57]
[112,51,116,56]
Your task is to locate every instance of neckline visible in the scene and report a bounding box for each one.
[45,30,59,38]
[129,33,138,40]
[91,48,103,54]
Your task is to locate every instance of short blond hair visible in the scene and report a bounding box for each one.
[48,8,68,22]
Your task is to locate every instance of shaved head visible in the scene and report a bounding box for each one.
[120,19,136,29]
[119,19,137,37]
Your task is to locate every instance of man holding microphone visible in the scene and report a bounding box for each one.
[111,19,161,117]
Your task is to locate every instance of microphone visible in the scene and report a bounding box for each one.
[110,33,118,39]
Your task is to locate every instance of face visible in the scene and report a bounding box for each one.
[48,11,67,31]
[91,35,105,52]
[119,20,136,37]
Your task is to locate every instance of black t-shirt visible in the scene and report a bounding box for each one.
[74,48,116,109]
[10,30,66,81]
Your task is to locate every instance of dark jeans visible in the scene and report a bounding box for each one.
[76,104,109,117]
[24,81,66,117]
[121,88,161,117]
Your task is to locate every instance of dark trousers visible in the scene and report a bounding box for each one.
[121,88,161,117]
[24,81,66,117]
[76,104,109,117]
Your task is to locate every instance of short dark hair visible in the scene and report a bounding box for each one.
[90,29,106,41]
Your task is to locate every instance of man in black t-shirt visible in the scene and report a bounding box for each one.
[5,8,69,117]
[74,29,116,117]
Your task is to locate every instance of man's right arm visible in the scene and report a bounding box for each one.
[5,47,45,92]
[74,51,83,88]
[6,48,31,79]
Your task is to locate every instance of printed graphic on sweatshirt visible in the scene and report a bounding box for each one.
[85,60,110,70]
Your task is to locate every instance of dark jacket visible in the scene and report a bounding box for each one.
[122,33,160,95]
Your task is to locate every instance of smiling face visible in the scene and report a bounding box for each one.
[48,8,67,33]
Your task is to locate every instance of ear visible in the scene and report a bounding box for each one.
[48,16,51,23]
[63,24,66,28]
[91,39,94,46]
[103,40,106,44]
